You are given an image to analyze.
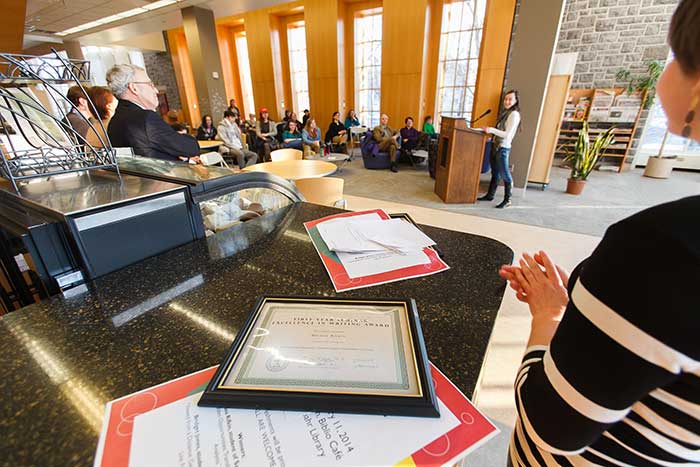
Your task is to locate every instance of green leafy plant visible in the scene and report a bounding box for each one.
[564,121,616,181]
[615,60,664,108]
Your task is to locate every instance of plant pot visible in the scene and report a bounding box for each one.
[643,157,674,179]
[566,178,586,195]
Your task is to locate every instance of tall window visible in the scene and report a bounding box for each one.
[354,12,382,128]
[235,31,255,117]
[287,23,309,113]
[636,52,700,163]
[435,0,486,123]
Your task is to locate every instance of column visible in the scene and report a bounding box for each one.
[506,0,567,189]
[181,6,228,120]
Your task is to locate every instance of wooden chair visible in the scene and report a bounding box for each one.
[270,148,303,162]
[294,177,347,209]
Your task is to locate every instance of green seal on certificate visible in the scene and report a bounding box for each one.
[198,296,439,418]
[265,355,289,373]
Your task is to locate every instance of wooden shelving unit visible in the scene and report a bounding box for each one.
[554,88,646,172]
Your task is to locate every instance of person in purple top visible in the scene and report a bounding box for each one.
[399,116,420,160]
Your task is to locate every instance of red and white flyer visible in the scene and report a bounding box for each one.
[303,209,449,292]
[94,363,498,467]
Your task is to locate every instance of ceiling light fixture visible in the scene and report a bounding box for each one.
[55,0,179,37]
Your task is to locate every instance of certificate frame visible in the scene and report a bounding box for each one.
[198,296,439,418]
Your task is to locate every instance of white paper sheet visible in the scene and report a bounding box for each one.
[317,216,435,254]
[337,249,431,279]
[128,393,459,467]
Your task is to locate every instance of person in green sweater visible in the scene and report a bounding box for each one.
[282,120,303,150]
[423,115,438,139]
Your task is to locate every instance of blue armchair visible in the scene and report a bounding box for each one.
[360,131,391,170]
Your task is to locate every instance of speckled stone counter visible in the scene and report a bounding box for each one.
[0,203,513,466]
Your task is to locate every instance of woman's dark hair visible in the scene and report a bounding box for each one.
[284,109,292,121]
[424,115,433,123]
[504,89,521,112]
[86,86,114,120]
[405,116,413,124]
[669,0,700,75]
[171,123,187,133]
[332,111,340,119]
[346,109,356,119]
[201,114,213,128]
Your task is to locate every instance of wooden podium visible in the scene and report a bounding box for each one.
[434,117,489,204]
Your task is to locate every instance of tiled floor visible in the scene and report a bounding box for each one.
[344,194,600,466]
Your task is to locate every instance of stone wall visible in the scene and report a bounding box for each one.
[143,34,181,112]
[554,0,679,159]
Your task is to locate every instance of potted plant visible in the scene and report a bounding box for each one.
[564,121,616,195]
[616,60,664,109]
[643,129,676,178]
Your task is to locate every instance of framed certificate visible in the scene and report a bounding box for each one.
[198,296,439,417]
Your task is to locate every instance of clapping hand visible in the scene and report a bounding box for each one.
[499,251,570,323]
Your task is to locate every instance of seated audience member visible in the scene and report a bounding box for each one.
[282,121,303,150]
[255,107,278,161]
[282,109,292,123]
[171,123,188,134]
[165,110,180,125]
[302,117,322,158]
[62,85,92,140]
[85,86,117,148]
[287,111,302,131]
[107,64,199,163]
[373,113,400,172]
[324,112,348,153]
[242,113,257,132]
[227,99,240,119]
[302,109,311,128]
[423,115,438,139]
[344,109,361,129]
[218,110,258,168]
[400,117,420,156]
[196,115,217,141]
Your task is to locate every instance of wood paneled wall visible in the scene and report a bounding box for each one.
[380,0,428,128]
[472,0,517,128]
[243,10,281,120]
[305,0,344,126]
[1,0,25,54]
[216,26,245,119]
[165,0,516,132]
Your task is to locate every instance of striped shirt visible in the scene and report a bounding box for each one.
[511,195,700,466]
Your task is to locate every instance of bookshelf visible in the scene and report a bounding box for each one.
[554,88,646,172]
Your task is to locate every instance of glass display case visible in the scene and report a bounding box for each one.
[116,155,303,237]
[0,169,196,298]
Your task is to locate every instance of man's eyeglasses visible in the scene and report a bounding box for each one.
[131,81,156,89]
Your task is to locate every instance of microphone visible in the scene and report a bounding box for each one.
[470,109,492,126]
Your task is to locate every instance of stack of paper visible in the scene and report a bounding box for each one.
[315,213,436,279]
[304,209,450,292]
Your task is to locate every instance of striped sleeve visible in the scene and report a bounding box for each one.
[513,218,700,459]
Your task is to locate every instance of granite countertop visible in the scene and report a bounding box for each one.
[0,202,513,466]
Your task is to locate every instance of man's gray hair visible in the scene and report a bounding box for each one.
[106,64,145,98]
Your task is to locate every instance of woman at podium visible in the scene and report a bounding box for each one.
[478,90,522,208]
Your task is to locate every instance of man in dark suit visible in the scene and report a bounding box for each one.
[106,64,199,162]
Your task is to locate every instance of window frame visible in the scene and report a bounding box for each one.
[286,21,310,114]
[434,0,487,125]
[354,10,383,129]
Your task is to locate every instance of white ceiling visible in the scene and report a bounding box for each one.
[23,0,296,51]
